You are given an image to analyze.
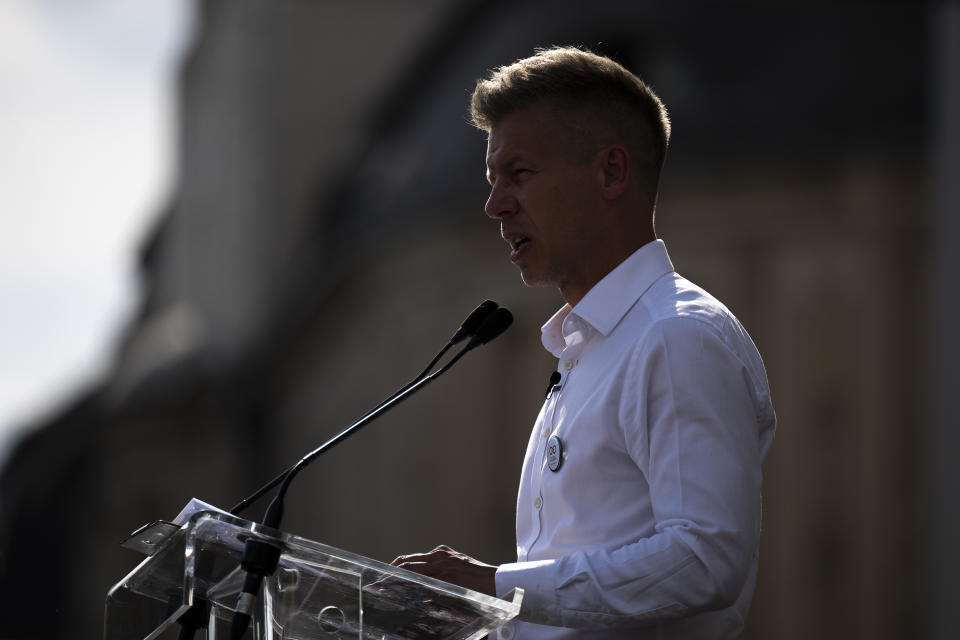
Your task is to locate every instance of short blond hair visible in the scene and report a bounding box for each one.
[471,46,671,190]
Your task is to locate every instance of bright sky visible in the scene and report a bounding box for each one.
[0,0,192,460]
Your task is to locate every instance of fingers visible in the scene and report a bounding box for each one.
[391,553,427,567]
[391,546,465,579]
[391,545,458,566]
[388,546,498,595]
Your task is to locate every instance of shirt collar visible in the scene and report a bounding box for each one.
[541,239,675,357]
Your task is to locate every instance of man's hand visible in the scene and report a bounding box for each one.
[391,545,498,596]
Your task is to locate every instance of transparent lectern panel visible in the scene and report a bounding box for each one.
[106,509,521,640]
[256,547,501,640]
[105,514,248,640]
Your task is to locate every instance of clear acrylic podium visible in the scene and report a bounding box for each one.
[105,510,523,640]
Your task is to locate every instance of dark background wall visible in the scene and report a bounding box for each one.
[1,1,957,639]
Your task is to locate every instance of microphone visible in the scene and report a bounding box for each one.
[228,300,500,518]
[450,299,499,344]
[466,307,513,349]
[403,300,500,386]
[227,301,511,639]
[544,371,561,398]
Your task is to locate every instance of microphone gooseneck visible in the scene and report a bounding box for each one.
[227,300,511,639]
[228,300,500,517]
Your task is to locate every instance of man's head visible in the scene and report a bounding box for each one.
[473,47,671,305]
[471,46,670,199]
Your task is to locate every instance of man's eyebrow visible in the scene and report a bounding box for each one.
[487,155,525,174]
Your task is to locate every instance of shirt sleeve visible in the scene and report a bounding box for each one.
[495,315,770,628]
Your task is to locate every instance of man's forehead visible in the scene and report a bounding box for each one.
[485,113,552,162]
[486,104,588,155]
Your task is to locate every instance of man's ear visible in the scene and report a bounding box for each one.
[599,145,631,200]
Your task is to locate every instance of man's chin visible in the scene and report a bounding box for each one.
[519,271,553,289]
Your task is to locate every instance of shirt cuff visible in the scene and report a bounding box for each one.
[495,559,562,626]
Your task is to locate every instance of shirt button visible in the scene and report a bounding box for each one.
[533,497,542,509]
[501,628,512,638]
[563,360,573,371]
[541,428,549,438]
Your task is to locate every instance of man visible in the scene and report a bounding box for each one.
[393,46,776,639]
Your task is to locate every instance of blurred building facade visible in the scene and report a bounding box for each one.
[1,2,956,639]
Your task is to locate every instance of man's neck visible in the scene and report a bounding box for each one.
[560,233,657,307]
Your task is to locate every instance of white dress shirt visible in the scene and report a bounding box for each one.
[494,239,776,640]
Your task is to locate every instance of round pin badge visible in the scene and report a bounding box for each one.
[546,434,564,472]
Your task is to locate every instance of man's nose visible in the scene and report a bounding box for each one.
[485,184,516,219]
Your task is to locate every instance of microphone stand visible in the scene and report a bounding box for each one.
[227,300,498,518]
[227,305,512,639]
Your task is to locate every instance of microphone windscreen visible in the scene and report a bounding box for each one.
[451,300,499,343]
[472,307,513,345]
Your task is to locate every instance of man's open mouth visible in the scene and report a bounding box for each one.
[510,237,530,251]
